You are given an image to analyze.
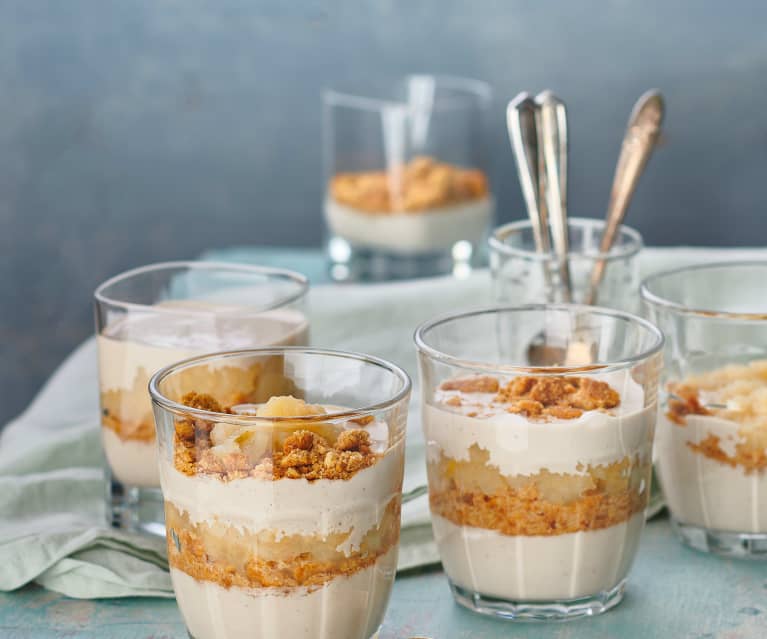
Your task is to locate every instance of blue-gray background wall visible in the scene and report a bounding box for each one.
[2,1,767,424]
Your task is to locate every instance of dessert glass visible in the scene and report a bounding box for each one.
[490,218,643,311]
[642,261,767,558]
[149,348,410,639]
[94,262,309,534]
[323,74,494,281]
[415,305,663,620]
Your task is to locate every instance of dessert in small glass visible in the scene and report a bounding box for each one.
[490,218,643,311]
[94,262,308,534]
[149,348,410,639]
[323,75,494,281]
[642,261,767,557]
[415,305,663,620]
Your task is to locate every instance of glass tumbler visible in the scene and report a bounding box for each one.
[415,305,663,620]
[94,262,309,534]
[490,218,643,311]
[150,348,411,639]
[323,74,494,281]
[642,261,767,558]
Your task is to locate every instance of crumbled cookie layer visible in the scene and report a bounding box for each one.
[329,156,489,214]
[165,498,400,591]
[100,373,156,442]
[428,446,648,536]
[687,434,767,475]
[439,375,620,421]
[173,393,380,481]
[101,410,155,442]
[666,360,767,474]
[440,375,499,394]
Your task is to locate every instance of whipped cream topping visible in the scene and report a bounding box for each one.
[324,196,494,254]
[102,428,159,487]
[98,307,309,392]
[425,372,653,476]
[656,412,767,532]
[160,439,404,556]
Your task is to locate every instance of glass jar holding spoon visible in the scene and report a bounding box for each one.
[496,90,663,315]
[490,217,643,311]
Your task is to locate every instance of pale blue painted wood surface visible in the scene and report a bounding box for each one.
[2,519,766,638]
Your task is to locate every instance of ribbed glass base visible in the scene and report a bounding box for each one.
[449,579,626,622]
[107,475,165,537]
[672,518,767,559]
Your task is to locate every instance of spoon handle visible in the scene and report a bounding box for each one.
[507,94,548,253]
[585,90,665,305]
[537,91,571,302]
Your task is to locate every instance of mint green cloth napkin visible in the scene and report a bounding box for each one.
[3,247,766,599]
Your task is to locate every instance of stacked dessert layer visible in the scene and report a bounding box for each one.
[657,359,767,532]
[98,307,308,487]
[160,394,403,639]
[325,156,493,253]
[424,373,654,600]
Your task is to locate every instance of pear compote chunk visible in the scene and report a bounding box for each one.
[172,393,380,480]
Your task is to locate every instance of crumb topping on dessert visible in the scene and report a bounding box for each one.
[329,156,489,214]
[173,393,380,481]
[440,375,500,394]
[438,375,620,420]
[668,360,767,430]
[666,361,767,473]
[182,391,224,413]
[666,385,711,425]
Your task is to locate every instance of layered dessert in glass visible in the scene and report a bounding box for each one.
[94,262,308,533]
[150,348,410,639]
[323,75,493,280]
[415,306,663,620]
[643,262,767,557]
[326,156,493,255]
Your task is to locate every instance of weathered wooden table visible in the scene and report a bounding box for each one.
[3,247,767,638]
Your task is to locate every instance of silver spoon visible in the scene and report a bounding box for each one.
[584,90,665,305]
[506,93,550,255]
[527,93,592,367]
[537,90,571,302]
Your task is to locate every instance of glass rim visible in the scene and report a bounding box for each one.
[148,346,412,424]
[322,74,493,112]
[94,261,309,314]
[414,304,665,375]
[489,218,643,262]
[640,260,767,321]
